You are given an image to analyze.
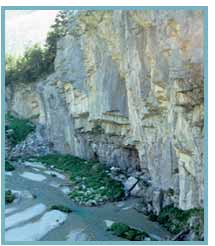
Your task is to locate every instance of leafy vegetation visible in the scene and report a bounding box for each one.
[6,11,69,84]
[5,190,15,204]
[6,114,35,146]
[156,205,204,236]
[6,45,48,84]
[44,11,69,73]
[29,154,124,206]
[50,205,72,213]
[108,222,152,241]
[5,160,15,171]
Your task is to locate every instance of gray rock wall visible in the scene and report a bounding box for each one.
[6,10,204,211]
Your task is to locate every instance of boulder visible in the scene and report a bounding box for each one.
[124,177,139,192]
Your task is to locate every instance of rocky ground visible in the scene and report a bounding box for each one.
[5,160,171,242]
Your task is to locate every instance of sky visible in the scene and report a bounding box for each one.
[5,10,59,57]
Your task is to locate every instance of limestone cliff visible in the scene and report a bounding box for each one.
[6,10,204,212]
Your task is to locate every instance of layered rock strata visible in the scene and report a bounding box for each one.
[6,10,204,211]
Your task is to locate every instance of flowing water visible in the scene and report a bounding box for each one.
[5,162,171,242]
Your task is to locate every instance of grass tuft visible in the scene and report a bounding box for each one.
[108,222,151,241]
[50,205,72,213]
[5,190,15,204]
[5,160,15,171]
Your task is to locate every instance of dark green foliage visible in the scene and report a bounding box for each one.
[109,223,130,236]
[148,213,158,222]
[5,190,15,204]
[30,154,124,205]
[6,114,35,146]
[157,205,204,235]
[5,160,15,171]
[108,222,151,241]
[50,205,72,213]
[44,11,69,73]
[6,45,48,84]
[6,11,70,84]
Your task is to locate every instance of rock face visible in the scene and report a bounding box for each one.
[6,10,204,211]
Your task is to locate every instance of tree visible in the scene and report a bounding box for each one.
[44,11,69,73]
[5,44,46,84]
[5,11,71,84]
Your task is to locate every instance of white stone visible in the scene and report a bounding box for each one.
[5,203,46,229]
[66,228,88,241]
[122,205,133,210]
[20,172,46,182]
[6,172,13,176]
[23,161,46,169]
[44,170,66,180]
[49,182,60,188]
[124,177,138,191]
[61,186,71,194]
[104,220,114,228]
[5,207,18,215]
[5,210,67,241]
[130,183,144,197]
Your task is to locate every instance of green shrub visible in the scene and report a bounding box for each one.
[157,205,204,236]
[50,205,72,213]
[109,223,130,237]
[5,190,15,204]
[5,160,15,171]
[6,114,35,146]
[6,45,48,84]
[108,222,151,241]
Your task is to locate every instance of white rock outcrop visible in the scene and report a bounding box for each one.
[6,10,204,211]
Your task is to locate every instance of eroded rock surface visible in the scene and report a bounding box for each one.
[6,10,204,211]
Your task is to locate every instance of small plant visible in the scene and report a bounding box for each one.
[5,160,15,171]
[50,205,72,213]
[109,223,130,236]
[108,222,151,241]
[32,194,37,199]
[148,213,158,222]
[5,190,15,204]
